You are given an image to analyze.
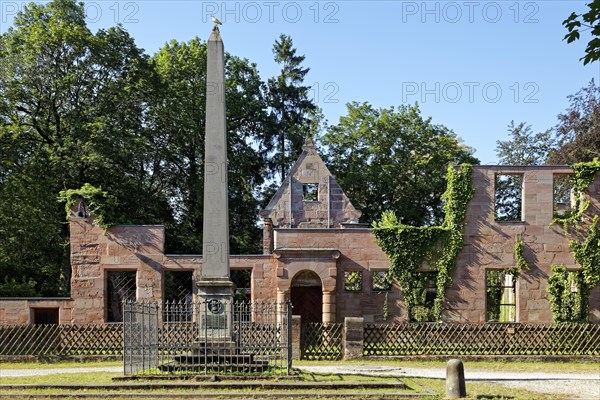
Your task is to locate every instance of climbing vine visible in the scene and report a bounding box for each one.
[548,159,600,322]
[547,265,588,323]
[553,158,600,228]
[58,183,122,230]
[509,234,529,277]
[373,164,474,321]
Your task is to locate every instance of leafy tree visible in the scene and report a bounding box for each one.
[0,0,169,295]
[495,121,554,165]
[267,34,316,181]
[148,38,271,254]
[564,0,600,65]
[548,80,600,164]
[320,102,478,226]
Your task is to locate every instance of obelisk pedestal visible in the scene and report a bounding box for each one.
[196,27,234,342]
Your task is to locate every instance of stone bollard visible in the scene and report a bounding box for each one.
[446,359,466,398]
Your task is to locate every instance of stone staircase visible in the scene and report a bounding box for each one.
[158,341,269,373]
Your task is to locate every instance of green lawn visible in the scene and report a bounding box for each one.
[0,360,585,399]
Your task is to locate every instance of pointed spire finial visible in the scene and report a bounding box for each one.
[303,138,315,151]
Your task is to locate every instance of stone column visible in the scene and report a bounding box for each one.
[196,27,234,340]
[291,315,302,360]
[262,218,274,254]
[323,291,336,322]
[343,317,364,360]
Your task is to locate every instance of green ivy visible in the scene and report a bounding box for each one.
[373,164,474,321]
[549,159,600,322]
[547,265,588,323]
[58,183,122,230]
[509,234,529,277]
[570,215,600,289]
[553,158,600,228]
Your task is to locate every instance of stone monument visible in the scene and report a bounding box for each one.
[196,22,234,340]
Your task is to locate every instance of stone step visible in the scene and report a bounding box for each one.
[158,360,269,373]
[173,353,256,364]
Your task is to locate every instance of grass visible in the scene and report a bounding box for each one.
[0,376,572,400]
[0,359,593,399]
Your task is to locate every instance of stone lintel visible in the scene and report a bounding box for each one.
[273,248,340,259]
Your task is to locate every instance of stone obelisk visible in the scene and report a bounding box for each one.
[197,25,234,340]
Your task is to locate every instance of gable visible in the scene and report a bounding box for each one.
[259,141,361,228]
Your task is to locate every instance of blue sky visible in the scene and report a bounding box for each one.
[1,1,598,163]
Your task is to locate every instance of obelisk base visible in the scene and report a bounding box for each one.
[197,279,235,341]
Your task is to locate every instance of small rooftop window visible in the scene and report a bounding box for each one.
[303,183,319,201]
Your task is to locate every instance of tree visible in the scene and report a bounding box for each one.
[267,34,316,181]
[320,102,478,226]
[0,0,169,295]
[548,80,600,164]
[148,38,271,254]
[564,0,600,65]
[495,121,554,165]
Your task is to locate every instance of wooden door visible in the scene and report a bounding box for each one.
[291,286,322,323]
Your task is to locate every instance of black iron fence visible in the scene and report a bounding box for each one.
[123,300,292,376]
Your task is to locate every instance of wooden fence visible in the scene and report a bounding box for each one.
[364,323,600,356]
[0,324,123,356]
[2,322,599,357]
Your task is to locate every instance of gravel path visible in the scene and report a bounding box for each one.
[300,365,600,400]
[1,364,599,399]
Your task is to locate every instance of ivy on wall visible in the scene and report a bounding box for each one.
[509,234,530,277]
[58,183,122,230]
[373,164,474,321]
[547,265,588,323]
[548,159,600,322]
[553,158,600,228]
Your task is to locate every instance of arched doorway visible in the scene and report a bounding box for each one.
[291,270,323,323]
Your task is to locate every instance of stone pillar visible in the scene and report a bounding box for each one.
[197,27,234,341]
[343,317,364,360]
[446,359,467,398]
[262,218,273,254]
[291,315,301,360]
[323,291,336,323]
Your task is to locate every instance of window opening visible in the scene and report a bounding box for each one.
[486,270,516,322]
[344,271,362,292]
[495,174,523,222]
[107,270,136,322]
[372,271,392,291]
[32,308,59,324]
[303,183,319,201]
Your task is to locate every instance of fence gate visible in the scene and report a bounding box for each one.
[123,302,159,374]
[300,322,343,360]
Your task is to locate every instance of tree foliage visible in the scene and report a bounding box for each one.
[267,34,317,181]
[563,0,600,65]
[0,0,272,295]
[0,0,163,295]
[495,121,554,165]
[548,80,600,164]
[321,102,478,226]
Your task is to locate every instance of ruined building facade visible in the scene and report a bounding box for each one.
[1,142,599,324]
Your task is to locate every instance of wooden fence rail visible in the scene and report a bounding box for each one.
[2,322,599,357]
[364,323,600,356]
